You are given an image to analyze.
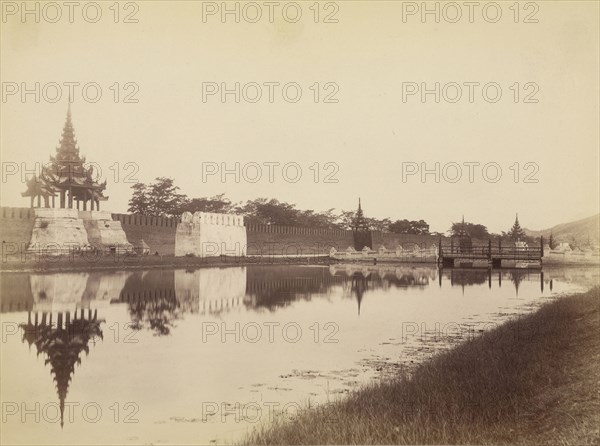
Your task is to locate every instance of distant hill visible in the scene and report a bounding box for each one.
[524,214,600,247]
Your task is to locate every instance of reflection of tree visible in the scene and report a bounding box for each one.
[126,291,182,336]
[384,273,429,287]
[118,271,182,335]
[449,269,488,286]
[20,310,103,427]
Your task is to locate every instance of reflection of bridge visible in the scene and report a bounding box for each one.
[438,268,547,294]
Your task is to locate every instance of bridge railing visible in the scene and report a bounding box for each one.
[439,246,543,259]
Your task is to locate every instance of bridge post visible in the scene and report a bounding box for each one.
[488,239,492,262]
[540,236,544,257]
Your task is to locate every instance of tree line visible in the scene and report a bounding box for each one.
[127,177,533,240]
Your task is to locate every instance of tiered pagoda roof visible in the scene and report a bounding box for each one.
[22,102,108,208]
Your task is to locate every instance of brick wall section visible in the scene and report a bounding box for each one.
[0,207,35,249]
[246,224,355,256]
[112,213,178,256]
[372,231,440,250]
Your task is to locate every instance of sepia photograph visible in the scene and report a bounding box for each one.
[0,1,599,445]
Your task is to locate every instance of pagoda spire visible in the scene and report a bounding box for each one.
[353,197,367,231]
[55,97,79,159]
[508,213,526,241]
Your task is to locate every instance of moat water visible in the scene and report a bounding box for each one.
[1,264,598,445]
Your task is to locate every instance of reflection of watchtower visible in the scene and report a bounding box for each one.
[20,309,103,428]
[350,272,369,315]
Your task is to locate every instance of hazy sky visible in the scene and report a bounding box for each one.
[1,1,598,233]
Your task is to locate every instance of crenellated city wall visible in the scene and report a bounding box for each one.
[245,223,354,256]
[0,207,35,249]
[112,213,178,255]
[0,206,496,261]
[175,212,247,257]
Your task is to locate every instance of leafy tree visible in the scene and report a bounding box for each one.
[236,198,344,228]
[338,210,357,230]
[548,232,556,249]
[389,219,430,235]
[128,178,185,217]
[238,198,300,226]
[127,182,150,215]
[449,221,490,239]
[366,217,392,232]
[147,177,186,217]
[179,193,233,214]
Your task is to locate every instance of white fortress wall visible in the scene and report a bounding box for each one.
[27,208,133,253]
[175,212,247,257]
[80,210,132,251]
[28,208,90,253]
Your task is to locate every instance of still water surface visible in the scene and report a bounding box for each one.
[1,264,597,445]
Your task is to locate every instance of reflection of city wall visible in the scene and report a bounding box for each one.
[2,265,439,313]
[0,271,131,313]
[175,267,247,314]
[3,265,594,317]
[30,273,91,312]
[0,274,34,312]
[113,268,248,315]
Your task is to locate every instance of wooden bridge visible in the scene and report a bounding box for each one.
[438,239,544,269]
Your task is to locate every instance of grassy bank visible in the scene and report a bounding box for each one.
[244,287,600,445]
